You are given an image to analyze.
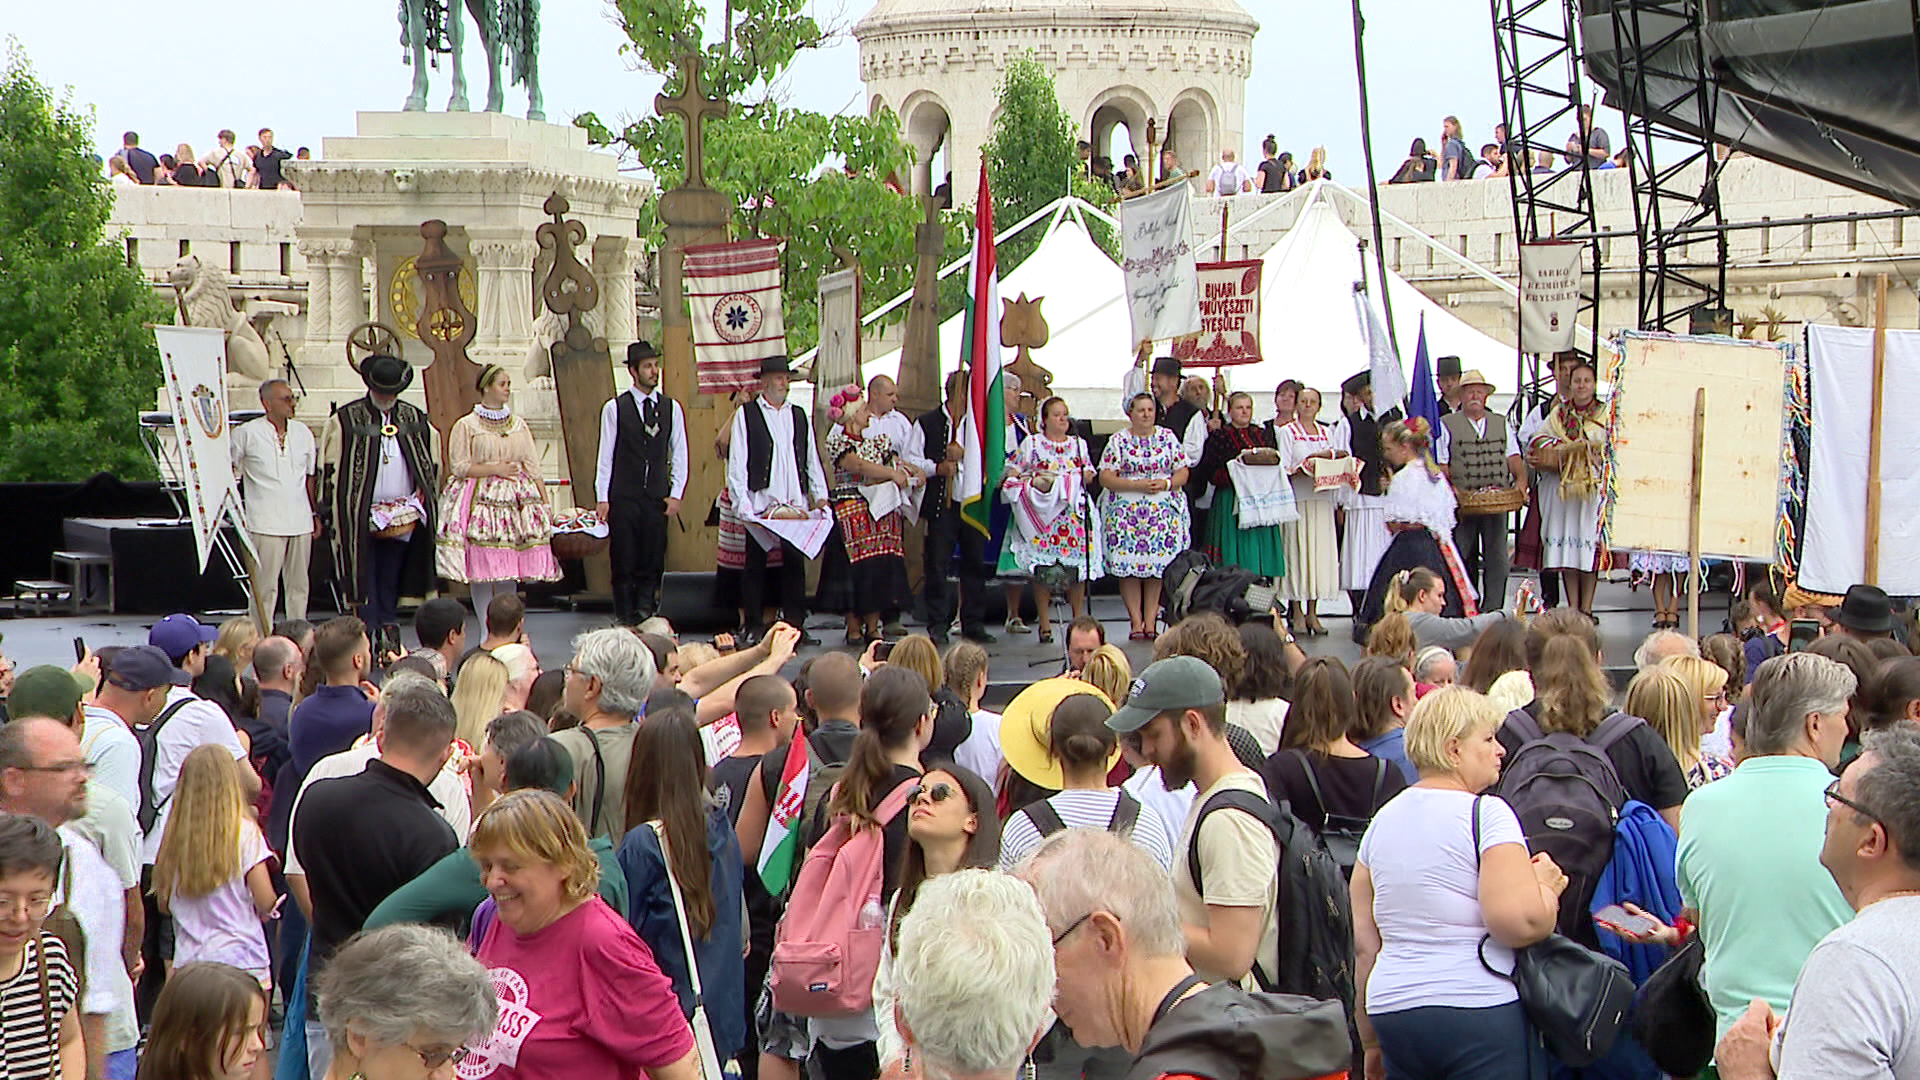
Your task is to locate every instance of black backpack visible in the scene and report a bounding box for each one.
[1281,750,1393,878]
[1185,789,1354,1014]
[1019,791,1142,839]
[1162,549,1278,625]
[136,698,195,834]
[1491,710,1641,940]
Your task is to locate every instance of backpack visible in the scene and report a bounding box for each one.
[1019,791,1141,840]
[1491,709,1641,940]
[1162,549,1278,625]
[769,777,918,1017]
[1185,789,1354,1014]
[1282,750,1392,878]
[136,698,195,834]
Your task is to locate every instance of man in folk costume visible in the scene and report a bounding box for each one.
[1436,369,1526,610]
[905,370,995,646]
[595,340,688,625]
[1150,355,1211,541]
[1339,368,1403,638]
[1514,350,1579,609]
[1435,354,1465,415]
[320,353,440,659]
[725,355,827,645]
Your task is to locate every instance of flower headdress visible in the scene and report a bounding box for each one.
[827,385,863,423]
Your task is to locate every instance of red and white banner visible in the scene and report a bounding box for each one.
[1172,259,1262,366]
[685,237,786,394]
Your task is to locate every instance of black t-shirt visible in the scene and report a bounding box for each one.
[123,146,158,184]
[1502,704,1690,811]
[1260,749,1409,831]
[253,147,292,189]
[709,752,764,826]
[876,763,922,901]
[1257,159,1288,193]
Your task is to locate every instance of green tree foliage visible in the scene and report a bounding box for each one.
[982,56,1117,269]
[579,0,965,354]
[0,43,166,481]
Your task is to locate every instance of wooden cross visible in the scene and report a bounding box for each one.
[655,52,730,191]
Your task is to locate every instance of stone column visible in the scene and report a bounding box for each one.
[592,237,637,362]
[329,240,368,347]
[297,241,336,362]
[470,236,538,355]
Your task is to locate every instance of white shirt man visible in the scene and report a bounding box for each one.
[864,375,915,463]
[1207,153,1254,197]
[232,379,317,628]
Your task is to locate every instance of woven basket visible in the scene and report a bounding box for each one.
[1457,486,1527,515]
[551,532,609,560]
[1239,448,1283,467]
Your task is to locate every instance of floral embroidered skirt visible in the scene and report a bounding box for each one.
[435,474,560,583]
[1098,491,1190,579]
[814,496,909,616]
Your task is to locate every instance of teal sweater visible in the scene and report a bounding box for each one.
[365,836,627,932]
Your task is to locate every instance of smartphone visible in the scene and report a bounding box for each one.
[873,641,894,662]
[1788,618,1822,653]
[1593,903,1660,937]
[72,637,86,664]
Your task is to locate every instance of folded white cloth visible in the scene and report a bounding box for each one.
[743,507,835,559]
[1009,470,1082,541]
[1227,459,1298,528]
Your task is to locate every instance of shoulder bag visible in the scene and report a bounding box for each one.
[649,821,731,1080]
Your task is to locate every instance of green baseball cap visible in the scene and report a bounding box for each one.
[1106,655,1225,734]
[7,666,92,721]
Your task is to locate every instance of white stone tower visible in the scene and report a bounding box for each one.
[854,0,1259,197]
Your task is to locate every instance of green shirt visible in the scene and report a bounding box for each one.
[1677,755,1852,1041]
[365,836,629,932]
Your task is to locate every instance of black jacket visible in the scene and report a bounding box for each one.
[1127,982,1352,1080]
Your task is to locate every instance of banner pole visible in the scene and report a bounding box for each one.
[1688,387,1706,640]
[1866,273,1889,585]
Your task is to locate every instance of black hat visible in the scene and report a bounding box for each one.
[1436,355,1463,378]
[362,354,413,395]
[758,354,794,377]
[626,340,660,367]
[1341,370,1372,396]
[1837,584,1896,634]
[1151,356,1181,378]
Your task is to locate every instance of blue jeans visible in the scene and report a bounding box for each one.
[1372,1002,1543,1080]
[105,1049,138,1080]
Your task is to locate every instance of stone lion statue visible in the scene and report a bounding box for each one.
[168,255,273,387]
[521,306,564,385]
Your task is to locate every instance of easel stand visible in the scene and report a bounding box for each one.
[137,417,257,618]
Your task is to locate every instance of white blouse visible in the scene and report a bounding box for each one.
[1278,420,1351,503]
[1383,461,1458,535]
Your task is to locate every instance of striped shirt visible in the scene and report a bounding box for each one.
[996,789,1179,872]
[0,934,77,1079]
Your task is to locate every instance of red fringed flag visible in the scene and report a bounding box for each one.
[685,237,786,393]
[956,165,1004,538]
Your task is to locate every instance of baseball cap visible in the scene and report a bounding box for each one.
[6,666,91,720]
[1106,655,1226,734]
[148,614,218,663]
[106,645,192,691]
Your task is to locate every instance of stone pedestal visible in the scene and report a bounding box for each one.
[288,111,648,505]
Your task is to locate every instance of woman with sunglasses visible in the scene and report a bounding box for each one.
[310,924,497,1080]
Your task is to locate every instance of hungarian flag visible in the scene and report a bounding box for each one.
[756,742,810,893]
[955,165,1005,537]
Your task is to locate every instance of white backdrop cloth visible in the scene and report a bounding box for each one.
[1800,324,1920,594]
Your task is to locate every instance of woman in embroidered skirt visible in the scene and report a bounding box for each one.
[1277,387,1349,635]
[1099,393,1191,640]
[1528,360,1608,620]
[436,364,560,615]
[1198,392,1287,578]
[1003,396,1102,644]
[1358,418,1479,630]
[815,399,913,647]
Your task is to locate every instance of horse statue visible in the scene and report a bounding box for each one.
[398,0,543,119]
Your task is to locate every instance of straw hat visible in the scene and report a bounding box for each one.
[998,678,1119,789]
[1457,369,1495,393]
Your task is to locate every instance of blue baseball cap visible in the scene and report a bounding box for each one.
[148,614,218,663]
[106,645,192,691]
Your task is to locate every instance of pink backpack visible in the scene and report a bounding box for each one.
[769,778,918,1017]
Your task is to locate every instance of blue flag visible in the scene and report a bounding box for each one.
[1408,315,1443,435]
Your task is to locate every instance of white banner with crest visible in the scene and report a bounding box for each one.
[1519,242,1583,353]
[1120,185,1203,349]
[155,325,249,571]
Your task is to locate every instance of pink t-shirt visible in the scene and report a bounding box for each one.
[169,820,272,976]
[464,896,694,1079]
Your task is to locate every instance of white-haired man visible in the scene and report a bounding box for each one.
[549,627,658,841]
[232,378,318,631]
[1020,829,1350,1080]
[1634,628,1700,672]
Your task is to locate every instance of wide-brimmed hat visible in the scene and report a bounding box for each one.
[758,354,794,377]
[999,678,1118,789]
[626,340,660,367]
[361,353,413,395]
[1341,370,1371,396]
[1457,369,1495,392]
[1837,584,1896,634]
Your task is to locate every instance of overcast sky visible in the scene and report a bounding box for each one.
[12,0,1604,184]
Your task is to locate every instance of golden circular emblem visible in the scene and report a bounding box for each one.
[388,256,478,341]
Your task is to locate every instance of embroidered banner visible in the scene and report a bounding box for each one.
[154,325,250,571]
[1519,242,1583,354]
[1119,185,1202,349]
[1172,259,1262,367]
[685,237,787,394]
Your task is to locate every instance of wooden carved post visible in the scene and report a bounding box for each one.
[896,196,946,417]
[536,193,615,528]
[1001,294,1052,414]
[414,220,484,459]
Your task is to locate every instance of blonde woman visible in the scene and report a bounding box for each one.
[1078,644,1132,706]
[451,652,508,770]
[212,617,260,673]
[1658,655,1735,787]
[152,746,278,984]
[1357,418,1477,633]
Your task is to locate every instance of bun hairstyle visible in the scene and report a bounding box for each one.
[1047,693,1117,770]
[1381,417,1441,477]
[827,384,863,423]
[1262,134,1278,156]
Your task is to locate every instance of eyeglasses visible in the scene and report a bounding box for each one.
[1052,912,1093,947]
[405,1043,471,1069]
[13,761,92,777]
[0,895,53,919]
[1825,780,1883,828]
[909,782,956,805]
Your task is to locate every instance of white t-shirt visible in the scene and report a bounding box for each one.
[1357,788,1526,1013]
[142,688,247,864]
[996,789,1178,872]
[1209,161,1252,195]
[57,827,138,1053]
[952,710,1003,787]
[230,416,317,536]
[1226,698,1290,756]
[285,742,471,876]
[1123,765,1196,839]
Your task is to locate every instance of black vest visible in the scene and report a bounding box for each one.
[1159,400,1205,499]
[744,399,816,494]
[915,407,952,509]
[1347,406,1403,497]
[610,391,675,500]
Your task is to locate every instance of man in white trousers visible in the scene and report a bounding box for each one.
[232,378,318,632]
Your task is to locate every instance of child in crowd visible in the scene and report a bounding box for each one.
[138,962,271,1080]
[151,745,280,986]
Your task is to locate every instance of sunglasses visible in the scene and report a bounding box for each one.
[910,782,957,805]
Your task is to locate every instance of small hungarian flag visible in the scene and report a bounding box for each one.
[685,237,787,393]
[955,164,1005,537]
[756,741,811,892]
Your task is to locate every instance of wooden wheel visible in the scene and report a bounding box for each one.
[345,322,402,371]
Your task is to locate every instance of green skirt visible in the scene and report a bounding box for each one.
[1204,488,1287,577]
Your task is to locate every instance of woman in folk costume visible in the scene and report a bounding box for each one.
[1099,392,1191,640]
[1357,417,1479,629]
[1002,396,1102,644]
[712,389,783,630]
[1529,359,1609,620]
[814,389,914,647]
[1512,350,1580,608]
[319,353,439,659]
[435,364,561,616]
[1197,391,1287,578]
[1278,387,1350,636]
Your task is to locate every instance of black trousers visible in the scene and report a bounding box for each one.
[923,503,987,634]
[360,535,410,631]
[743,537,807,630]
[137,865,174,1022]
[609,494,668,625]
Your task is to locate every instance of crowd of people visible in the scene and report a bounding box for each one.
[105,128,303,190]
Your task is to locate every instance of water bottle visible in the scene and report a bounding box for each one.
[857,895,886,930]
